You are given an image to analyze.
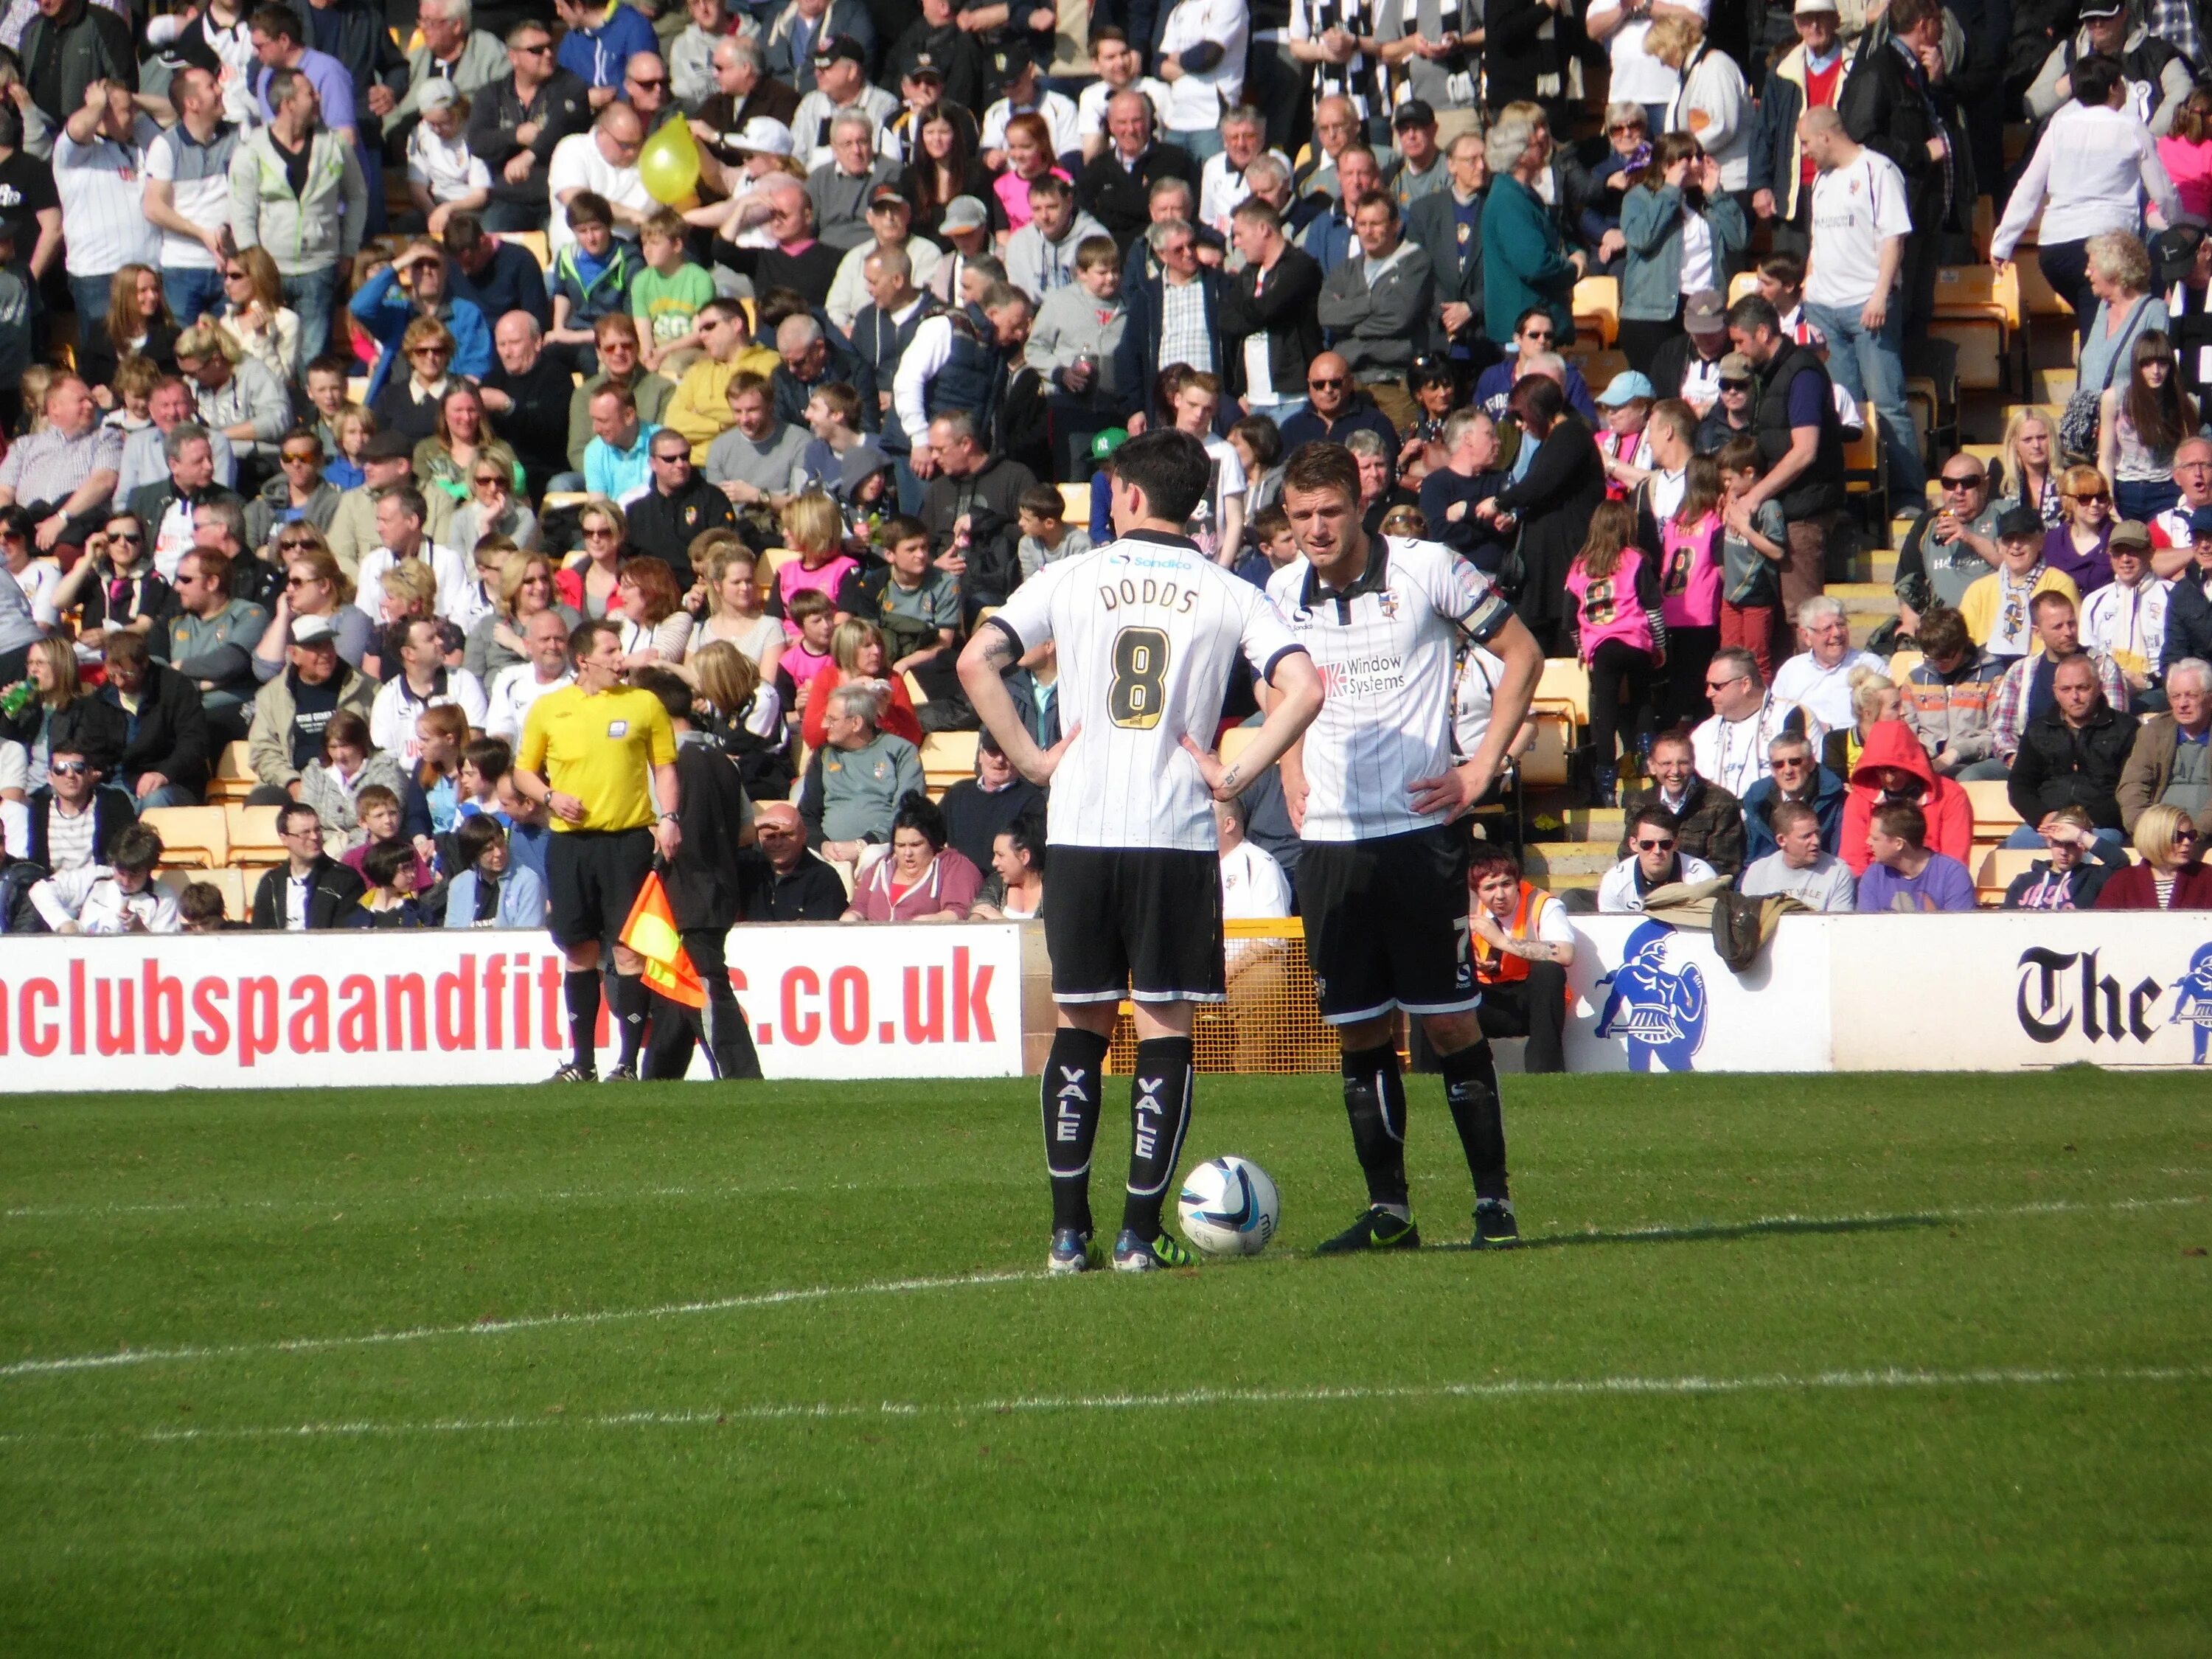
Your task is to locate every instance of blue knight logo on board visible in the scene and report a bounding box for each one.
[2170,943,2212,1065]
[1593,920,1707,1073]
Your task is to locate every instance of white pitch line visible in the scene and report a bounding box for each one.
[7,1363,2206,1450]
[2,1193,2202,1384]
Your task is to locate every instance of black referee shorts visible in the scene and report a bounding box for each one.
[547,827,656,951]
[1046,846,1225,1005]
[1295,824,1478,1025]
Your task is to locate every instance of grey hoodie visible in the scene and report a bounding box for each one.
[1027,284,1127,408]
[229,125,367,276]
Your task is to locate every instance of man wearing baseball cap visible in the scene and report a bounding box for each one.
[1390,102,1449,209]
[1650,289,1736,416]
[979,44,1079,171]
[885,5,989,121]
[2024,0,2197,139]
[325,428,457,577]
[1747,0,1848,256]
[826,184,946,334]
[790,32,897,166]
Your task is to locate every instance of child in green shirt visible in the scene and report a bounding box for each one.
[630,207,718,378]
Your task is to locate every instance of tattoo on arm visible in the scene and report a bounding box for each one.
[1506,938,1570,963]
[975,627,1018,672]
[1219,766,1241,794]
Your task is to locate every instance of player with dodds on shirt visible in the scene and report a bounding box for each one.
[958,429,1325,1275]
[1270,442,1543,1251]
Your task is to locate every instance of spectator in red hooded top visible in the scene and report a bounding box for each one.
[1840,718,1972,877]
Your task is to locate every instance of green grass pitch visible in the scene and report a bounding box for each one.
[3,1068,2208,1655]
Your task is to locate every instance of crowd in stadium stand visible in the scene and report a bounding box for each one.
[0,0,2206,981]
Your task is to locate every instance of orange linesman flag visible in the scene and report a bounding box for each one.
[619,871,706,1009]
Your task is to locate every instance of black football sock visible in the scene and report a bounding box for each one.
[1340,1043,1411,1214]
[1440,1038,1510,1203]
[564,969,602,1072]
[704,980,762,1080]
[612,973,650,1070]
[1121,1036,1194,1240]
[1042,1028,1110,1235]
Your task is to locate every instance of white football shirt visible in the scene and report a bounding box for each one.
[990,530,1305,854]
[1267,537,1514,844]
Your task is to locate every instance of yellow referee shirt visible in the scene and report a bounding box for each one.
[517,684,678,832]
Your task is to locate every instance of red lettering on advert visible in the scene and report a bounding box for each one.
[144,960,182,1055]
[20,978,57,1057]
[288,975,330,1053]
[191,977,229,1056]
[68,958,86,1055]
[484,956,507,1049]
[337,974,377,1051]
[828,966,868,1045]
[437,956,476,1048]
[539,956,562,1050]
[782,967,821,1044]
[385,974,427,1051]
[904,966,944,1041]
[953,947,994,1043]
[95,979,134,1056]
[237,976,278,1067]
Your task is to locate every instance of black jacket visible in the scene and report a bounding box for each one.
[1483,0,1566,112]
[1405,188,1486,340]
[468,69,593,212]
[738,848,850,921]
[663,734,753,933]
[19,0,134,126]
[2165,573,2212,678]
[250,855,369,931]
[919,454,1036,611]
[1114,266,1227,425]
[2008,701,2138,830]
[126,479,243,548]
[1493,414,1607,633]
[24,782,135,870]
[1,694,128,773]
[625,478,737,589]
[482,352,576,495]
[1077,144,1200,250]
[938,776,1044,874]
[1837,32,1969,234]
[1218,246,1324,405]
[99,660,210,796]
[1750,338,1846,519]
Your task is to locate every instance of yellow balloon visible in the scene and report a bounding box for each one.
[638,117,701,206]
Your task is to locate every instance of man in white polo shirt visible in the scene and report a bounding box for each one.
[486,608,575,742]
[1797,106,1922,499]
[52,76,161,326]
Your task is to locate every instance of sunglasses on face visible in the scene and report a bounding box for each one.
[1720,379,1750,392]
[2071,492,2110,504]
[473,473,506,487]
[1635,838,1676,851]
[1941,474,1982,488]
[280,451,319,465]
[1773,755,1811,769]
[1309,376,1346,390]
[514,40,552,55]
[282,574,318,588]
[108,530,142,543]
[50,762,89,777]
[628,74,669,89]
[1705,675,1743,691]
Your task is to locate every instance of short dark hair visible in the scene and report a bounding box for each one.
[1769,799,1821,837]
[1229,414,1282,469]
[1017,484,1065,521]
[251,4,305,44]
[1110,428,1213,523]
[630,664,693,723]
[110,823,164,874]
[462,735,511,780]
[2073,53,2125,108]
[1871,799,1927,845]
[455,813,506,871]
[275,800,321,836]
[566,190,613,229]
[2031,588,2079,619]
[178,882,228,926]
[1468,843,1523,883]
[1725,294,1782,338]
[363,840,415,889]
[1717,434,1765,477]
[1280,441,1360,506]
[1916,605,1971,660]
[880,512,929,546]
[571,617,623,660]
[1629,804,1681,841]
[891,790,948,852]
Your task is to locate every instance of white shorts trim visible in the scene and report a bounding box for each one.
[1321,992,1484,1026]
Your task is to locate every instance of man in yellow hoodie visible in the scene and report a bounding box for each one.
[658,299,780,460]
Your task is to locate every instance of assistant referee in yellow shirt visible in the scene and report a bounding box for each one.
[515,619,684,1082]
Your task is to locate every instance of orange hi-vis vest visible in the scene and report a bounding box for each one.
[1472,882,1553,989]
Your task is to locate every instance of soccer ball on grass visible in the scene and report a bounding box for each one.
[1176,1156,1280,1256]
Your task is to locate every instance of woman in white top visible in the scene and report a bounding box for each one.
[1647,15,1752,195]
[613,555,695,668]
[214,247,302,388]
[1586,0,1708,124]
[1994,54,2180,342]
[684,540,785,685]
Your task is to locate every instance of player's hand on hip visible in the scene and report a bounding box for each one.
[1020,724,1080,786]
[1178,733,1242,801]
[1411,759,1490,819]
[549,790,587,824]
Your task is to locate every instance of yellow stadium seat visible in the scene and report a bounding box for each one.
[206,740,256,804]
[1532,658,1590,725]
[142,806,228,869]
[919,729,978,791]
[1976,846,2041,894]
[2016,256,2073,319]
[902,668,929,706]
[224,802,286,866]
[1931,264,2020,392]
[1572,275,1619,347]
[156,866,250,922]
[1962,779,2024,839]
[759,547,803,584]
[1518,710,1573,788]
[1059,481,1090,523]
[1727,271,1760,305]
[1566,348,1630,393]
[1887,650,1924,684]
[347,377,369,406]
[505,229,551,270]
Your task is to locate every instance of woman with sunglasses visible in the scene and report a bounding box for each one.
[2094,803,2212,910]
[251,537,374,682]
[369,317,461,449]
[1617,135,1746,378]
[464,551,582,682]
[212,247,302,388]
[46,512,176,653]
[416,383,525,509]
[80,265,178,405]
[448,452,540,557]
[2044,464,2117,596]
[2100,330,2196,526]
[554,497,630,618]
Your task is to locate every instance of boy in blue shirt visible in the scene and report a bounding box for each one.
[549,192,641,374]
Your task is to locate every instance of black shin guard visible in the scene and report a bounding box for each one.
[1440,1039,1509,1201]
[705,982,762,1080]
[1121,1036,1194,1239]
[1042,1029,1110,1234]
[564,969,602,1071]
[1340,1043,1411,1211]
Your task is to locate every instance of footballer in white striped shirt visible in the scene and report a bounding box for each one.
[1269,442,1543,1254]
[959,429,1324,1277]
